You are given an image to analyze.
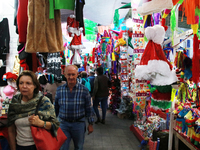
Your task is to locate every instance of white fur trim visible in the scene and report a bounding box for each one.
[70,15,75,18]
[145,25,165,44]
[67,27,81,36]
[151,97,171,102]
[135,60,178,86]
[137,0,173,16]
[151,106,169,111]
[68,45,85,50]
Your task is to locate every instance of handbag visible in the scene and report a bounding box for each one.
[30,96,67,150]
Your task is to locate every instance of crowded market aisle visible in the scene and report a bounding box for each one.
[70,109,140,150]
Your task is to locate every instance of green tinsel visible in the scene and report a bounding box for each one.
[113,9,119,28]
[154,85,172,93]
[147,84,157,93]
[144,36,148,42]
[102,43,106,53]
[128,37,134,49]
[151,98,171,110]
[170,7,176,45]
[178,0,184,4]
[195,7,200,16]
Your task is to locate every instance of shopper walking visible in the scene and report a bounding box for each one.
[88,71,95,96]
[8,70,59,150]
[92,67,111,124]
[55,65,94,150]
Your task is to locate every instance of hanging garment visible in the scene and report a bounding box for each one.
[47,53,62,82]
[17,0,28,43]
[25,0,64,53]
[0,18,10,55]
[76,0,85,35]
[49,0,75,19]
[12,55,20,76]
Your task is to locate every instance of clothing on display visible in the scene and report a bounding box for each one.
[25,0,64,53]
[47,52,62,83]
[0,18,10,55]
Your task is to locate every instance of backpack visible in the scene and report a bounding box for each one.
[82,78,91,92]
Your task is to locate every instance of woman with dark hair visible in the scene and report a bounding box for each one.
[8,70,59,150]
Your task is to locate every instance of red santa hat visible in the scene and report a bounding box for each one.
[2,72,18,81]
[135,25,178,86]
[137,0,173,16]
[68,34,85,50]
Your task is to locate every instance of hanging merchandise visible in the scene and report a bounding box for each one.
[47,52,62,83]
[67,31,84,65]
[68,34,85,50]
[49,0,75,19]
[17,0,28,43]
[70,49,82,65]
[25,0,64,53]
[131,10,147,117]
[135,25,178,113]
[67,15,82,37]
[84,19,97,41]
[0,18,10,55]
[137,0,173,16]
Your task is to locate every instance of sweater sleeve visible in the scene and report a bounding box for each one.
[92,77,98,97]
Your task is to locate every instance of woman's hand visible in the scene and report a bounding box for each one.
[28,114,44,127]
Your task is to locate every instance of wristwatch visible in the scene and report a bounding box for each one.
[43,121,46,128]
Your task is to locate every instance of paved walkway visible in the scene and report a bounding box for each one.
[69,109,140,150]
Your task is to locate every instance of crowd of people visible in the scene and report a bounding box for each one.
[7,65,111,150]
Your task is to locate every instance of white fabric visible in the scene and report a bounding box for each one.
[145,25,165,44]
[135,60,178,86]
[137,0,173,16]
[15,116,35,146]
[84,0,131,26]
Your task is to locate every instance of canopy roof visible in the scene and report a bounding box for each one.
[61,0,131,25]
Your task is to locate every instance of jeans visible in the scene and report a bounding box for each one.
[93,97,108,120]
[60,118,86,150]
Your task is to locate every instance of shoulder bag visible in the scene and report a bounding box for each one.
[30,96,67,150]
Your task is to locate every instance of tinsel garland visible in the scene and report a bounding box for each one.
[151,98,171,110]
[170,6,176,45]
[177,83,191,103]
[152,90,171,101]
[154,85,172,93]
[113,9,119,28]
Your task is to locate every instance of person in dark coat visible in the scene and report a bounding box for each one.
[92,67,111,124]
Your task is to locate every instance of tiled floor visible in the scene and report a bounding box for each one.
[69,109,140,150]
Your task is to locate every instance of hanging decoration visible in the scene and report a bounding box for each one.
[135,25,178,113]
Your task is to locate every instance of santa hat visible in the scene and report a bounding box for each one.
[67,15,82,37]
[2,72,18,81]
[68,34,85,50]
[137,0,173,16]
[135,25,178,86]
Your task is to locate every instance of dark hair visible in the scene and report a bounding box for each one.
[81,71,87,78]
[96,67,103,75]
[16,70,40,94]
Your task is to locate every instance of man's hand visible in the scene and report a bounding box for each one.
[87,124,93,135]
